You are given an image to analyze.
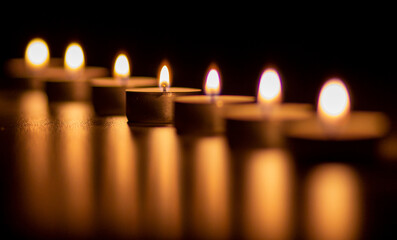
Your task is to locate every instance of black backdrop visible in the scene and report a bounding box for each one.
[1,7,396,120]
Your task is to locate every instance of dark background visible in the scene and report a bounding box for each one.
[1,7,396,119]
[1,7,397,239]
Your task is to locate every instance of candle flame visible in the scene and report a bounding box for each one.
[113,53,130,79]
[257,68,282,105]
[318,78,350,131]
[25,38,49,69]
[205,69,221,96]
[64,43,85,72]
[159,64,171,90]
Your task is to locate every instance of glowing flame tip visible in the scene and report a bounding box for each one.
[64,43,85,71]
[159,64,170,89]
[257,68,282,105]
[113,53,130,78]
[205,69,221,96]
[25,38,49,68]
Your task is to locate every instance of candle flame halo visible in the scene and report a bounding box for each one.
[113,53,130,79]
[205,68,221,96]
[318,78,351,130]
[64,42,85,71]
[257,68,282,105]
[159,64,171,90]
[25,38,49,69]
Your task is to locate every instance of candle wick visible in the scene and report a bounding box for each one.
[121,76,128,86]
[210,93,215,103]
[161,83,168,92]
[260,103,274,119]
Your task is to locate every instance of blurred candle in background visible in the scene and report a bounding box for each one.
[286,78,389,163]
[91,52,156,116]
[174,65,255,135]
[64,43,85,80]
[257,68,282,115]
[113,53,130,84]
[224,67,312,148]
[25,38,50,75]
[317,78,350,136]
[45,43,91,102]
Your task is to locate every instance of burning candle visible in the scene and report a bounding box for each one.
[91,53,157,116]
[224,68,313,148]
[286,78,389,163]
[317,79,350,135]
[4,38,57,89]
[45,42,107,102]
[64,43,85,79]
[125,61,201,125]
[174,64,255,135]
[25,38,50,74]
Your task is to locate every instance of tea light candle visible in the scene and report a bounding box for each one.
[174,65,255,135]
[224,68,313,148]
[91,53,157,115]
[45,42,107,102]
[126,62,201,125]
[286,78,390,163]
[4,38,54,89]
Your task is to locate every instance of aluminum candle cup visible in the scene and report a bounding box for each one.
[45,78,91,102]
[286,78,390,164]
[126,87,201,125]
[3,38,58,89]
[91,77,157,116]
[3,58,63,90]
[174,95,255,135]
[45,67,108,102]
[225,103,314,148]
[286,112,390,164]
[5,58,63,76]
[45,42,108,102]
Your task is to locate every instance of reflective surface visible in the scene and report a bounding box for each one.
[1,90,397,239]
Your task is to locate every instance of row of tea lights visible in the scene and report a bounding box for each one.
[6,38,390,159]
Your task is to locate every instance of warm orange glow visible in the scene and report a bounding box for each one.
[305,164,361,240]
[159,64,171,90]
[204,69,221,96]
[192,137,230,239]
[113,53,130,79]
[64,43,85,73]
[145,127,181,238]
[318,78,350,132]
[243,149,293,240]
[257,68,282,105]
[25,38,49,69]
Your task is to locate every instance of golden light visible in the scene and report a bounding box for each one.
[64,43,85,72]
[305,164,361,240]
[318,78,350,130]
[159,64,171,90]
[25,38,49,69]
[113,53,130,79]
[243,149,293,240]
[204,69,221,96]
[257,68,282,105]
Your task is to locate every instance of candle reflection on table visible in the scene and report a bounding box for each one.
[15,93,54,234]
[18,90,49,119]
[52,102,94,237]
[182,136,231,239]
[97,117,140,237]
[132,126,182,239]
[241,149,294,240]
[304,164,362,240]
